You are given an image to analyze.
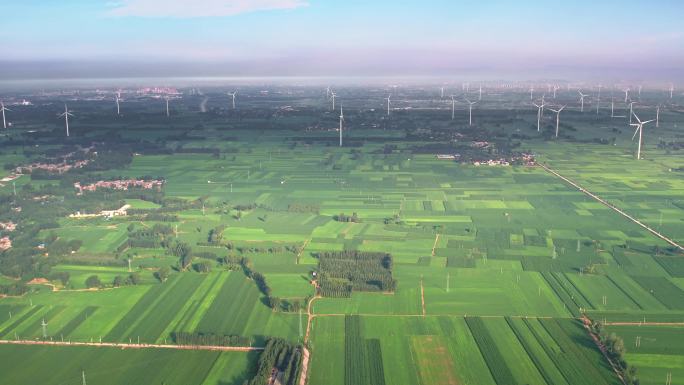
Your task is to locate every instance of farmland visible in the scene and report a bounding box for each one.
[0,84,682,384]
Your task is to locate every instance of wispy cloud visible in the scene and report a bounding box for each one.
[106,0,309,18]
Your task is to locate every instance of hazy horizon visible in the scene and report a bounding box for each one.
[1,0,683,82]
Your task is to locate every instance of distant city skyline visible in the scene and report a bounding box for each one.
[1,0,683,81]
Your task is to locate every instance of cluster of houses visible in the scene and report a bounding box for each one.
[0,237,11,251]
[0,173,21,187]
[15,159,90,174]
[0,222,16,231]
[472,153,536,167]
[74,179,164,195]
[70,204,131,219]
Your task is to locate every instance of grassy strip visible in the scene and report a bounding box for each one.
[465,316,517,385]
[55,306,99,338]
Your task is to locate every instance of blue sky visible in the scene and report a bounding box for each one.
[1,0,683,79]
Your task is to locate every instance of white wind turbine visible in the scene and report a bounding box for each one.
[450,95,457,120]
[529,86,534,100]
[577,91,589,112]
[596,84,602,114]
[623,88,630,103]
[164,97,170,117]
[115,94,121,116]
[385,94,391,116]
[478,85,482,101]
[533,100,547,132]
[465,98,477,126]
[59,104,74,137]
[630,111,654,160]
[553,85,560,99]
[228,91,237,109]
[548,105,566,138]
[0,101,11,129]
[656,105,660,128]
[339,106,344,147]
[669,84,674,99]
[330,92,337,111]
[440,87,445,98]
[628,101,636,124]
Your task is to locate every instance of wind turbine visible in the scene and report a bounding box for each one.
[326,86,331,99]
[385,94,391,116]
[669,84,674,99]
[450,95,457,120]
[628,101,636,124]
[0,101,11,129]
[596,85,602,114]
[533,100,547,132]
[465,98,477,126]
[440,87,444,98]
[623,88,630,103]
[228,91,237,109]
[577,91,588,112]
[529,86,534,100]
[330,92,337,111]
[59,104,74,137]
[656,105,660,128]
[164,97,170,117]
[339,106,344,147]
[115,94,120,116]
[478,85,482,101]
[630,111,654,160]
[548,105,566,138]
[553,85,560,99]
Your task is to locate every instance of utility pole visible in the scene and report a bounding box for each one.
[446,272,450,293]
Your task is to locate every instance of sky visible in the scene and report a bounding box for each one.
[1,0,683,81]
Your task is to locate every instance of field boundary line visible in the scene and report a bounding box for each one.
[603,322,684,326]
[0,339,263,352]
[431,233,440,256]
[420,276,426,316]
[538,163,684,252]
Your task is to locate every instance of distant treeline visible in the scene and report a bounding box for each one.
[171,332,252,347]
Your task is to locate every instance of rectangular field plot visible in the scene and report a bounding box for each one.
[0,344,254,385]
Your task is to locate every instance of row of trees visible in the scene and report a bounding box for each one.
[171,332,252,347]
[590,320,640,385]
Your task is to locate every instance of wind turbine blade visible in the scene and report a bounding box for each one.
[631,125,640,140]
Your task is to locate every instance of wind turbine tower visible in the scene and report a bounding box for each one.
[165,97,170,117]
[59,104,74,137]
[450,95,456,120]
[339,107,344,147]
[630,111,654,160]
[229,91,237,109]
[465,99,477,126]
[549,105,566,138]
[578,91,588,112]
[115,95,120,116]
[0,102,10,129]
[386,94,391,116]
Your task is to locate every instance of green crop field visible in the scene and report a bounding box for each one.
[0,84,682,385]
